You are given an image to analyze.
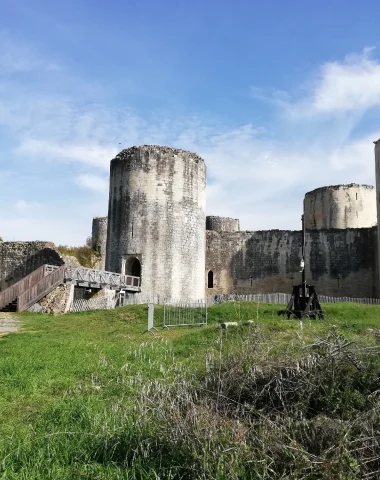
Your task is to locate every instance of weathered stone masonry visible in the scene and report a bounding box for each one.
[92,217,108,270]
[304,184,376,230]
[206,227,378,298]
[374,140,380,292]
[98,171,379,299]
[106,145,206,301]
[0,241,64,291]
[4,144,377,305]
[206,216,240,233]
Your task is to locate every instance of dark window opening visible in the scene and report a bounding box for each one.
[126,257,141,277]
[356,193,358,200]
[208,271,214,288]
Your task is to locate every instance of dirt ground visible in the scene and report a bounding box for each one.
[0,313,20,336]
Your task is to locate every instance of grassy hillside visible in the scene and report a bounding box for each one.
[1,302,380,479]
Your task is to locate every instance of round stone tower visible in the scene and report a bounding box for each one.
[92,217,108,270]
[206,216,240,232]
[106,145,207,301]
[304,184,376,230]
[375,140,380,297]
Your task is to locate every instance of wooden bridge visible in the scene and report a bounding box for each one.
[0,265,141,313]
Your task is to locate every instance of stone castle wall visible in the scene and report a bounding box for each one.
[375,141,380,293]
[0,241,64,291]
[106,145,206,301]
[206,216,240,232]
[206,227,378,298]
[304,184,376,230]
[4,144,378,304]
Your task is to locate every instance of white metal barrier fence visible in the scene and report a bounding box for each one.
[119,292,167,306]
[163,301,208,327]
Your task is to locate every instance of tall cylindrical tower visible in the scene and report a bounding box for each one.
[375,140,380,296]
[206,216,240,232]
[304,184,376,230]
[106,145,207,301]
[92,217,108,270]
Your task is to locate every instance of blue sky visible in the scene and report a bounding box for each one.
[1,0,380,244]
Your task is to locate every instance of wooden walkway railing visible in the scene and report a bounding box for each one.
[64,267,140,291]
[0,265,47,311]
[17,266,65,312]
[0,263,141,312]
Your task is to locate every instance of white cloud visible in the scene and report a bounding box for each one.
[0,198,104,245]
[280,47,380,117]
[75,174,109,192]
[0,34,379,244]
[7,107,380,236]
[16,139,117,170]
[311,48,380,114]
[0,214,89,245]
[251,86,290,108]
[14,200,42,210]
[0,31,62,74]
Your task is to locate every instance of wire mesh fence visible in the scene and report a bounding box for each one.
[70,297,117,312]
[119,292,168,306]
[163,300,208,327]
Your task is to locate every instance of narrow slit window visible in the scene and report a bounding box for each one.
[208,271,214,288]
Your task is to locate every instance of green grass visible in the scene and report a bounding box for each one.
[1,301,380,479]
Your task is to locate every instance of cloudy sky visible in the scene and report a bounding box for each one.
[1,0,380,245]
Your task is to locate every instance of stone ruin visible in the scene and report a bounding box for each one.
[2,144,380,309]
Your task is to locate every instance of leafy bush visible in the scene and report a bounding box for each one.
[57,244,100,268]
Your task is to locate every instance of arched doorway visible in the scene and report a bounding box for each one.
[207,271,214,288]
[125,257,141,278]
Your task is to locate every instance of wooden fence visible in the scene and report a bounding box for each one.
[0,265,47,310]
[208,293,380,306]
[0,264,63,312]
[18,266,65,312]
[67,292,380,313]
